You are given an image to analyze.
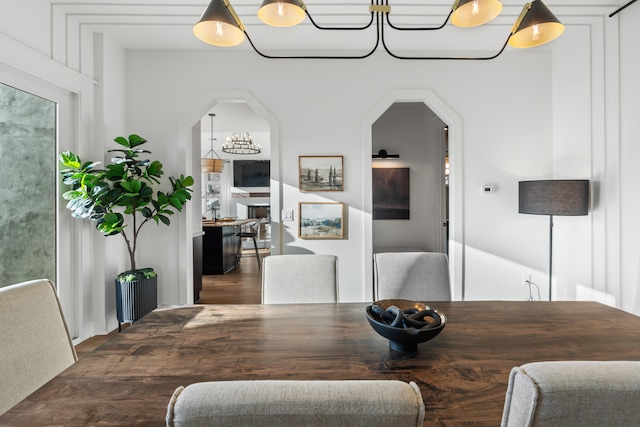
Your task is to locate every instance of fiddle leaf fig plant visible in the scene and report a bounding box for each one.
[59,134,194,271]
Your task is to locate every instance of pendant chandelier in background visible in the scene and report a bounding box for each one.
[201,113,225,173]
[222,132,262,155]
[193,0,565,60]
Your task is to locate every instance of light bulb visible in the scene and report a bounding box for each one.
[258,0,305,27]
[531,24,541,41]
[451,0,502,28]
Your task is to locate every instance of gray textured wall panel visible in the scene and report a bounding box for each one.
[0,83,56,287]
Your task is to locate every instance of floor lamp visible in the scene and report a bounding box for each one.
[518,180,590,301]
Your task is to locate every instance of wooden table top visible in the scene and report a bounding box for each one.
[3,301,640,426]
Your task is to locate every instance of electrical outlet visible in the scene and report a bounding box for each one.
[522,273,532,286]
[282,209,294,221]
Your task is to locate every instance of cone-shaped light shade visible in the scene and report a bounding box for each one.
[509,0,564,48]
[258,0,305,27]
[451,0,503,28]
[193,0,245,47]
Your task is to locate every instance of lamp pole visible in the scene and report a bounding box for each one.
[518,179,590,302]
[548,215,554,301]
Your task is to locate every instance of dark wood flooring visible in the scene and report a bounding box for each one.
[75,249,267,358]
[197,248,267,304]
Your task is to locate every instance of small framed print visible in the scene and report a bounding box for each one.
[299,202,344,239]
[299,156,343,192]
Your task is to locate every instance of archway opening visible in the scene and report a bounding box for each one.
[180,92,280,305]
[362,90,463,301]
[371,102,448,254]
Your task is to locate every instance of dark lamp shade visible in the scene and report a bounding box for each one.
[519,180,589,216]
[258,0,306,27]
[193,0,245,47]
[509,0,565,48]
[451,0,503,28]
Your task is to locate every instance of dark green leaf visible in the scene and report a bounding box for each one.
[128,134,147,148]
[114,136,129,147]
[182,175,194,186]
[168,197,182,210]
[120,180,142,193]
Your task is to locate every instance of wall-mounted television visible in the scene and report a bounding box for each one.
[233,160,270,187]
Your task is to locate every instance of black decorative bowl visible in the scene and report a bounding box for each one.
[366,299,447,353]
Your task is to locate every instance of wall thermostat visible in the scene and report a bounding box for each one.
[482,185,497,193]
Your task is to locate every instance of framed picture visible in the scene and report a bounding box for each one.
[372,167,410,220]
[299,202,344,239]
[299,156,343,192]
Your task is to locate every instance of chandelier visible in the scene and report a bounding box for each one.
[193,0,565,60]
[222,132,262,155]
[201,113,225,173]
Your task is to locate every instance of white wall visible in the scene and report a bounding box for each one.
[0,0,52,58]
[93,33,128,334]
[124,49,558,303]
[619,5,640,314]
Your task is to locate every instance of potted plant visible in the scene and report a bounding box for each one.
[59,134,194,329]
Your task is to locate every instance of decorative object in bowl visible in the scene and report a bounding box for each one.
[366,299,447,353]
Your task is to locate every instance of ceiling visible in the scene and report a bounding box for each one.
[56,1,629,52]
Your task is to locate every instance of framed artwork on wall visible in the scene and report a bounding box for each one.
[372,167,410,220]
[299,202,344,239]
[299,156,343,192]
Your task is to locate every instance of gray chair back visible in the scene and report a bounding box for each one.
[373,252,451,301]
[0,279,77,415]
[501,361,640,427]
[262,254,338,304]
[167,380,425,427]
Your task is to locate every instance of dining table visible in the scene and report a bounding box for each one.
[2,300,640,426]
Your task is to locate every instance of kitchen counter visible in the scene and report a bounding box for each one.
[202,219,255,228]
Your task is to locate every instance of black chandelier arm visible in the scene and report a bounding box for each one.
[384,9,452,31]
[380,21,510,60]
[609,0,638,17]
[241,14,381,60]
[305,9,375,31]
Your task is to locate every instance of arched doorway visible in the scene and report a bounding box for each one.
[371,102,448,253]
[362,90,464,301]
[177,91,280,305]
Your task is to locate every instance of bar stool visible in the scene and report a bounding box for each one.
[236,220,261,269]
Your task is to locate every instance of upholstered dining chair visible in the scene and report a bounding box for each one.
[0,279,77,415]
[262,254,338,304]
[373,252,451,301]
[501,361,640,427]
[166,380,425,427]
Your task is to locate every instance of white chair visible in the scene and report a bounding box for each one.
[0,279,77,415]
[373,252,451,301]
[501,361,640,427]
[166,380,425,427]
[262,254,338,304]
